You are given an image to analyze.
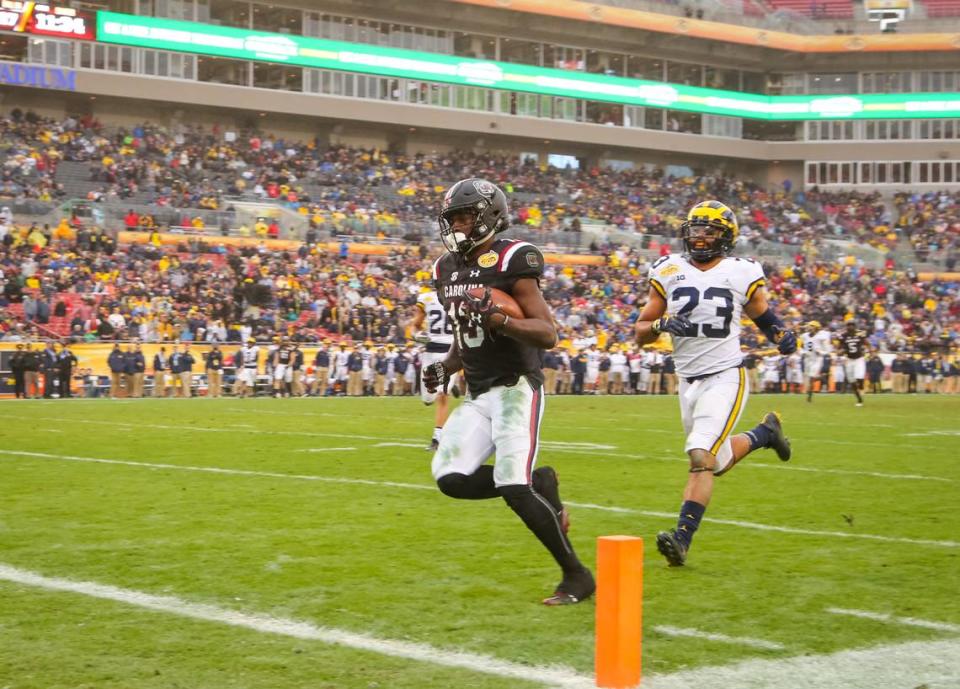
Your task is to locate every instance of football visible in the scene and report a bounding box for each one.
[466,287,525,319]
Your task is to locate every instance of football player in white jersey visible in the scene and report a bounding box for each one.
[635,200,798,567]
[802,320,832,402]
[408,288,460,450]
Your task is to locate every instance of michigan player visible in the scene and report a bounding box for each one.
[636,200,797,567]
[802,320,832,402]
[423,178,594,605]
[839,320,868,406]
[408,287,460,450]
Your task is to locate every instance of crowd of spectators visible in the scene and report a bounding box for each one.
[894,190,960,269]
[1,222,957,357]
[4,109,946,254]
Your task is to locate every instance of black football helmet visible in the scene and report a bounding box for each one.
[438,178,509,255]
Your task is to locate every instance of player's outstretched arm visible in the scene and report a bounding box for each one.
[745,287,797,354]
[635,288,668,346]
[497,278,558,349]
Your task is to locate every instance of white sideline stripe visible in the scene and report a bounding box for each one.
[0,563,593,689]
[0,451,433,492]
[294,448,358,453]
[3,414,952,484]
[642,637,960,689]
[564,502,960,549]
[652,625,784,651]
[2,450,957,549]
[826,608,960,634]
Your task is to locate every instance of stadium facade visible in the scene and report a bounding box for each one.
[2,0,960,189]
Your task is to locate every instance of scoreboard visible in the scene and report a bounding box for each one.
[0,1,95,40]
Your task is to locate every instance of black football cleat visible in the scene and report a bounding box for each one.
[656,530,688,567]
[533,466,569,534]
[543,567,595,606]
[761,412,792,462]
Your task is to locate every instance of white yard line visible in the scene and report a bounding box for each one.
[826,608,960,634]
[294,448,358,453]
[651,625,784,651]
[562,502,959,549]
[548,448,953,483]
[0,450,431,492]
[3,559,959,689]
[2,450,956,549]
[2,414,951,484]
[642,637,960,689]
[0,563,593,689]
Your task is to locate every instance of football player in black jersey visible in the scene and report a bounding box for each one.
[840,321,867,406]
[423,178,595,606]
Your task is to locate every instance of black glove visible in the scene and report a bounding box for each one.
[422,361,449,394]
[776,330,798,355]
[464,288,507,331]
[651,314,693,336]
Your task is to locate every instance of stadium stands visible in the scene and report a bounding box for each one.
[921,0,960,16]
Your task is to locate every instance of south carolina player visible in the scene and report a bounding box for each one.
[840,320,868,406]
[423,178,594,606]
[408,287,460,450]
[802,320,832,402]
[636,200,797,567]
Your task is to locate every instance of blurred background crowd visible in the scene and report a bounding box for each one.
[1,112,958,395]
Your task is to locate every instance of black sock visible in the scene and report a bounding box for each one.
[436,467,499,500]
[853,386,863,403]
[745,422,775,451]
[499,484,582,575]
[674,500,706,549]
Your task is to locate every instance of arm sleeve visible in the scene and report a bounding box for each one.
[743,260,767,304]
[507,245,545,281]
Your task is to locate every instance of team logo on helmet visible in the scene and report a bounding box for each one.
[473,180,496,197]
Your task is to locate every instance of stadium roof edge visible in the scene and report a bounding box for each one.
[447,0,960,53]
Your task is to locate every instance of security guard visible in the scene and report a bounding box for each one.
[205,344,224,398]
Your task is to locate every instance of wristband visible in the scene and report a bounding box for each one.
[752,308,785,342]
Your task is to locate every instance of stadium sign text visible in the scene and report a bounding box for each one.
[95,11,960,122]
[0,62,76,90]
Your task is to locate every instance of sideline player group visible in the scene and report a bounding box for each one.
[421,181,801,605]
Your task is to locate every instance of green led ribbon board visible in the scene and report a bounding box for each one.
[96,11,960,121]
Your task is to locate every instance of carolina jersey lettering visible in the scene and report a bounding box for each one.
[434,238,545,396]
[648,254,765,378]
[417,290,454,353]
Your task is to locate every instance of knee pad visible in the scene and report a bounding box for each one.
[437,473,470,499]
[688,450,717,474]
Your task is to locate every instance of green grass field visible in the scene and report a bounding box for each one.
[2,393,958,689]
